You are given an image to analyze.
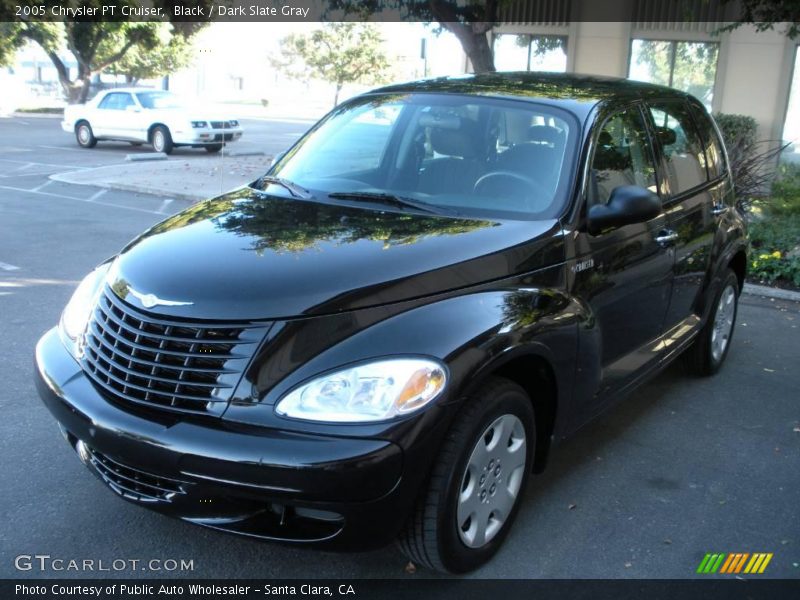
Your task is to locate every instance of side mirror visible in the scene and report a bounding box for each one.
[587,185,661,235]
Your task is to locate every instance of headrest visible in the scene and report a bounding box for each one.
[655,126,677,146]
[598,130,613,146]
[528,125,563,146]
[429,120,480,159]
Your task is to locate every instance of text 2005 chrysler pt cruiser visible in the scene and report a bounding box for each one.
[35,74,746,573]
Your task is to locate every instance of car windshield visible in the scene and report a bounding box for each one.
[136,91,184,109]
[267,93,578,220]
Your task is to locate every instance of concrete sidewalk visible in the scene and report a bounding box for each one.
[50,153,274,201]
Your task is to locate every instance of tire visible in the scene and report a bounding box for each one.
[685,268,739,376]
[398,377,535,573]
[151,126,173,154]
[75,122,97,148]
[205,144,223,153]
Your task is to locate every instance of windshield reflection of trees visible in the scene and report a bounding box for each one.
[145,190,496,254]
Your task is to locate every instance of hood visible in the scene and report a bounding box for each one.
[109,189,563,320]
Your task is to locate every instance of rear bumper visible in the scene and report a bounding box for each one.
[34,327,423,550]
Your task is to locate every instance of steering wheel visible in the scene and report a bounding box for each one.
[473,171,550,210]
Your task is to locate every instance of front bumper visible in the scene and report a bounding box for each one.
[34,327,424,550]
[174,128,243,145]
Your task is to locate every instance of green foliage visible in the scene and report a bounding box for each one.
[108,27,194,84]
[273,23,391,106]
[713,113,758,150]
[713,112,786,210]
[0,1,208,102]
[748,163,800,288]
[718,0,800,40]
[327,0,504,72]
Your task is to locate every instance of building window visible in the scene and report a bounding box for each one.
[782,45,800,160]
[494,34,567,72]
[628,39,719,109]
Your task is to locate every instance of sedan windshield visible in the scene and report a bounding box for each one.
[268,93,578,220]
[136,91,184,109]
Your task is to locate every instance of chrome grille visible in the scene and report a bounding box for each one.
[86,445,189,503]
[82,287,266,415]
[209,120,236,129]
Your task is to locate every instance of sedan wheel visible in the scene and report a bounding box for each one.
[151,126,173,155]
[75,122,97,148]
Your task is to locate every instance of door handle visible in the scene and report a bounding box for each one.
[655,230,679,245]
[711,205,727,216]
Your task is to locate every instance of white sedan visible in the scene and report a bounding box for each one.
[62,88,244,154]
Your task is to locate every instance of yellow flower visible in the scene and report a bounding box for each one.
[752,261,759,268]
[758,253,771,260]
[771,251,782,259]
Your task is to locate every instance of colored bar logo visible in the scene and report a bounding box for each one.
[696,552,773,574]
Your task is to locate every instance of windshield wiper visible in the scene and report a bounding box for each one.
[327,191,439,214]
[254,176,313,199]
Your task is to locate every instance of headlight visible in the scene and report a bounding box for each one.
[60,263,111,342]
[275,358,447,423]
[191,121,207,128]
[229,120,239,127]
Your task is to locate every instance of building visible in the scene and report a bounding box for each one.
[484,0,798,151]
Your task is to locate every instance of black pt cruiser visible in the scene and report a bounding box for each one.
[35,73,747,573]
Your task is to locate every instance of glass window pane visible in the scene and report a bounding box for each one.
[529,36,567,72]
[649,101,709,191]
[629,40,673,86]
[672,42,719,109]
[782,46,800,162]
[494,34,530,71]
[590,108,657,205]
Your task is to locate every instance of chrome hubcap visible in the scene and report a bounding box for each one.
[711,284,736,362]
[78,126,89,143]
[457,414,526,548]
[153,131,164,151]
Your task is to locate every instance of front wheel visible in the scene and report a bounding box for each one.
[151,126,173,154]
[398,377,534,573]
[75,122,97,148]
[685,268,739,375]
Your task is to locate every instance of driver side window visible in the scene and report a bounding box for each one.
[589,108,657,206]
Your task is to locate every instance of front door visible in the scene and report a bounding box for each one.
[570,105,674,407]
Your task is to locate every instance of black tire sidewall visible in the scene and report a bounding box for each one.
[437,387,535,573]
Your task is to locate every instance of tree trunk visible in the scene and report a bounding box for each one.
[334,82,343,106]
[441,24,496,73]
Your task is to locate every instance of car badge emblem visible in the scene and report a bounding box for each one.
[128,288,194,308]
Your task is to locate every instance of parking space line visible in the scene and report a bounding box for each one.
[38,145,91,153]
[0,261,21,271]
[31,180,54,192]
[88,188,108,201]
[0,158,90,170]
[0,184,166,215]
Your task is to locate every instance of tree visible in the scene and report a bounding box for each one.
[0,0,210,103]
[632,40,719,105]
[328,0,505,73]
[719,0,800,39]
[273,23,391,106]
[108,29,194,86]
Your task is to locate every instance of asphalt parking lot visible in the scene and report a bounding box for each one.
[0,116,798,580]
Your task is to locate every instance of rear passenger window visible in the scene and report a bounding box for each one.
[589,108,657,206]
[648,101,708,193]
[687,101,727,178]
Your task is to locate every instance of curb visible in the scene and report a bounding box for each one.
[12,111,63,119]
[742,283,800,302]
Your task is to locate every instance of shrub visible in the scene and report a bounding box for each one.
[712,112,787,212]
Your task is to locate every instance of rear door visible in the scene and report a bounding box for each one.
[645,99,719,341]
